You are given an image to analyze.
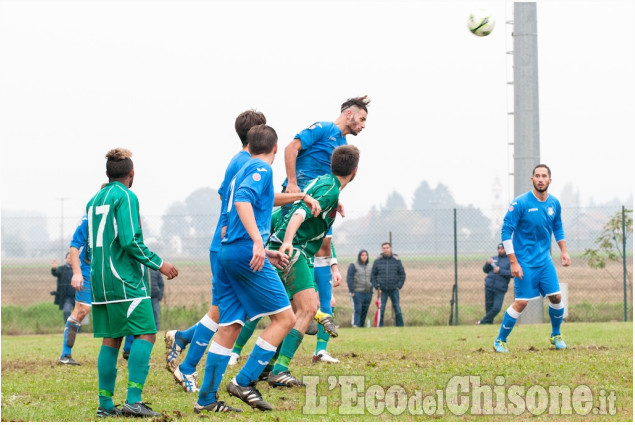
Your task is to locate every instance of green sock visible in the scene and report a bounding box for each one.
[316,326,330,353]
[233,318,260,355]
[272,328,303,374]
[97,345,119,410]
[126,338,154,404]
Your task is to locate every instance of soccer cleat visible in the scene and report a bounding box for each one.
[228,352,240,366]
[493,339,509,353]
[96,405,121,418]
[227,377,273,411]
[550,335,567,350]
[305,320,318,336]
[173,367,199,392]
[312,350,340,364]
[194,400,242,413]
[121,401,161,418]
[314,311,338,338]
[164,330,182,372]
[267,370,305,387]
[122,351,129,360]
[58,355,80,366]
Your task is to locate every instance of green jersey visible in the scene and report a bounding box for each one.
[86,182,163,304]
[271,174,340,258]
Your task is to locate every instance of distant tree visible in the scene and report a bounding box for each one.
[382,190,407,211]
[412,181,456,215]
[582,208,633,289]
[161,201,189,243]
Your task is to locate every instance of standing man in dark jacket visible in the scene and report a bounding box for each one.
[477,243,512,325]
[371,243,406,327]
[347,249,373,327]
[51,252,75,323]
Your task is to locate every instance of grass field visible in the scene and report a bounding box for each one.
[1,322,632,421]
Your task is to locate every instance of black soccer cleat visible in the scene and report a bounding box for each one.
[58,355,80,366]
[96,405,121,418]
[227,377,273,411]
[194,400,242,413]
[121,401,161,417]
[267,370,305,387]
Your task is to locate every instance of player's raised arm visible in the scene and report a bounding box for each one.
[284,139,302,193]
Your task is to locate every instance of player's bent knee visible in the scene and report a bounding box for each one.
[548,294,562,304]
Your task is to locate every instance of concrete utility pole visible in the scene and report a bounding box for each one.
[513,2,540,195]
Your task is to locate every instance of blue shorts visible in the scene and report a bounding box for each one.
[514,261,561,300]
[216,242,291,326]
[75,275,92,305]
[210,250,219,306]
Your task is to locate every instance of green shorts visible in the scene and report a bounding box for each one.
[92,298,156,338]
[276,249,317,298]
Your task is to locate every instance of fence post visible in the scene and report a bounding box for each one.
[623,205,628,322]
[453,208,458,325]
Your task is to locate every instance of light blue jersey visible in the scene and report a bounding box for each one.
[501,191,565,269]
[282,121,346,189]
[210,150,251,253]
[222,158,275,246]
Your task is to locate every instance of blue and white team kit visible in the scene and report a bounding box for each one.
[215,158,291,326]
[69,215,92,305]
[502,191,566,301]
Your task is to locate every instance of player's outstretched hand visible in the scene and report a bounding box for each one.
[160,262,178,280]
[71,273,84,290]
[302,195,322,217]
[266,249,289,270]
[561,252,571,267]
[250,243,266,272]
[337,201,346,218]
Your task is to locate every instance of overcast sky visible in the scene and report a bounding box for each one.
[1,0,633,230]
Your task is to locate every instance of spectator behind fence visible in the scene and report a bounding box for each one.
[347,249,373,327]
[477,243,512,325]
[51,252,75,323]
[371,242,406,327]
[149,267,164,330]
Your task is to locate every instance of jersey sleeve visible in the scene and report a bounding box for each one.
[69,216,88,250]
[234,164,272,205]
[552,199,565,242]
[115,192,163,270]
[295,122,328,151]
[501,199,522,241]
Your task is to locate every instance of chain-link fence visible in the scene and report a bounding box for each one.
[2,206,632,330]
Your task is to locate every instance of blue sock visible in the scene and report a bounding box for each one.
[497,306,521,342]
[180,314,218,375]
[123,335,134,353]
[176,322,199,349]
[61,317,80,357]
[236,337,277,387]
[197,341,232,406]
[548,301,565,337]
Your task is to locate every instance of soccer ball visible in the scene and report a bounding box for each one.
[467,9,495,37]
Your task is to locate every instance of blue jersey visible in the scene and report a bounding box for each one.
[69,215,91,280]
[222,158,275,246]
[210,150,251,252]
[501,191,565,268]
[282,121,347,189]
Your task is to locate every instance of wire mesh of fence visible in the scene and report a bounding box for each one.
[2,206,632,330]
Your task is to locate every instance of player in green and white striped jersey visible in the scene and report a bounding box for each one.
[87,148,178,418]
[266,145,360,387]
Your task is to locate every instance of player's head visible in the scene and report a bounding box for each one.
[105,148,134,187]
[247,124,278,156]
[381,242,392,256]
[235,110,267,147]
[340,95,370,136]
[531,164,552,193]
[331,145,360,180]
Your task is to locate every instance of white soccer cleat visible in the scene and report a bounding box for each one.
[312,350,340,364]
[228,352,240,366]
[173,366,200,392]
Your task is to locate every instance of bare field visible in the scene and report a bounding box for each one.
[2,256,628,309]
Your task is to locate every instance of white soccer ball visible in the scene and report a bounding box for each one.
[467,9,495,37]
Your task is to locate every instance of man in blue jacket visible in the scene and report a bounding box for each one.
[371,243,406,327]
[477,243,512,325]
